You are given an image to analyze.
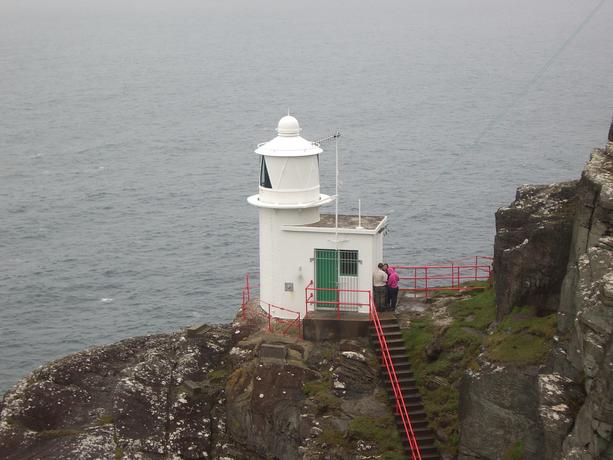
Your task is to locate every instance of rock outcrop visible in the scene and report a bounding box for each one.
[0,320,396,459]
[556,143,613,460]
[459,122,613,459]
[493,181,577,320]
[0,326,245,459]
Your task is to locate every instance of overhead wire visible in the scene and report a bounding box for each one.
[473,0,608,146]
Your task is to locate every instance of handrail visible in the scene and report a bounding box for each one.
[241,273,301,338]
[304,283,372,318]
[370,299,422,460]
[392,257,493,299]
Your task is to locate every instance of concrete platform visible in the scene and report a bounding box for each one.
[302,310,371,341]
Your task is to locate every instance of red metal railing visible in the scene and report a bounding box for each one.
[241,273,302,338]
[369,299,422,460]
[304,280,372,319]
[241,272,259,320]
[393,255,493,299]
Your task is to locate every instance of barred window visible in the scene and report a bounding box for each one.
[339,250,358,276]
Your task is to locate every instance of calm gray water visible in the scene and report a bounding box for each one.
[1,0,612,394]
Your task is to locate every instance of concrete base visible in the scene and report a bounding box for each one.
[302,311,371,341]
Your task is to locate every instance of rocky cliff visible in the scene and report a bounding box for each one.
[3,125,613,460]
[0,318,401,459]
[459,124,613,459]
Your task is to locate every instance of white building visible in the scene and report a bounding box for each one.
[248,115,387,319]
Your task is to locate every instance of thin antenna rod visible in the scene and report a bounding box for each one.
[312,132,341,146]
[335,131,340,289]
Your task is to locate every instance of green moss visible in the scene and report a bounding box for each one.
[97,414,114,426]
[303,377,341,415]
[347,415,404,458]
[114,447,123,460]
[319,425,348,447]
[381,453,406,460]
[402,287,497,457]
[226,367,249,394]
[429,280,491,299]
[486,333,550,365]
[401,288,557,455]
[449,288,496,331]
[208,369,228,381]
[37,428,83,439]
[485,307,556,366]
[501,440,524,460]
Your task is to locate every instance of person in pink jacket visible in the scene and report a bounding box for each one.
[385,265,399,311]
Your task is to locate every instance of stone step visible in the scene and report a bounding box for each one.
[382,361,411,372]
[369,315,441,460]
[401,438,438,455]
[401,438,439,455]
[373,342,407,352]
[385,381,420,393]
[370,323,401,332]
[392,392,422,404]
[393,402,425,414]
[393,407,428,420]
[372,337,405,347]
[370,330,403,340]
[376,348,409,359]
[383,374,416,386]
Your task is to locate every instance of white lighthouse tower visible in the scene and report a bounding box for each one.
[248,115,388,322]
[248,115,334,318]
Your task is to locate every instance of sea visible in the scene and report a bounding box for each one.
[1,0,612,394]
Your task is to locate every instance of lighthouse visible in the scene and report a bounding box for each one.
[248,115,387,320]
[248,115,334,318]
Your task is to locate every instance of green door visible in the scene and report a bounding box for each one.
[315,249,338,309]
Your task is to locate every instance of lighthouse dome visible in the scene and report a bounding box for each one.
[277,115,300,136]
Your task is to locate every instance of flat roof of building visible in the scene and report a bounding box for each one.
[302,214,386,230]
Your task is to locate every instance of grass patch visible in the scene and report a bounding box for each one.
[226,367,249,395]
[402,290,557,455]
[347,415,405,459]
[303,377,341,415]
[97,414,114,426]
[485,306,556,366]
[37,428,83,439]
[501,440,524,460]
[208,369,228,381]
[403,287,497,457]
[448,288,496,331]
[319,425,348,448]
[429,280,491,299]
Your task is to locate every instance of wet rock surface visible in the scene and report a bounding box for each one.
[1,322,392,459]
[460,132,612,460]
[0,325,244,459]
[557,146,613,460]
[493,180,578,319]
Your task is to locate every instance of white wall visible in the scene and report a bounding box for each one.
[258,210,383,318]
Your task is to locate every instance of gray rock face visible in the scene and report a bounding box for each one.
[493,180,578,320]
[224,335,388,460]
[556,147,613,459]
[460,132,613,460]
[0,325,251,459]
[459,363,543,459]
[0,324,392,460]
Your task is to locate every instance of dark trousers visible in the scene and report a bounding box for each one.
[387,287,399,310]
[374,286,386,311]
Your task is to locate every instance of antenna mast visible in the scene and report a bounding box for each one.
[313,131,342,289]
